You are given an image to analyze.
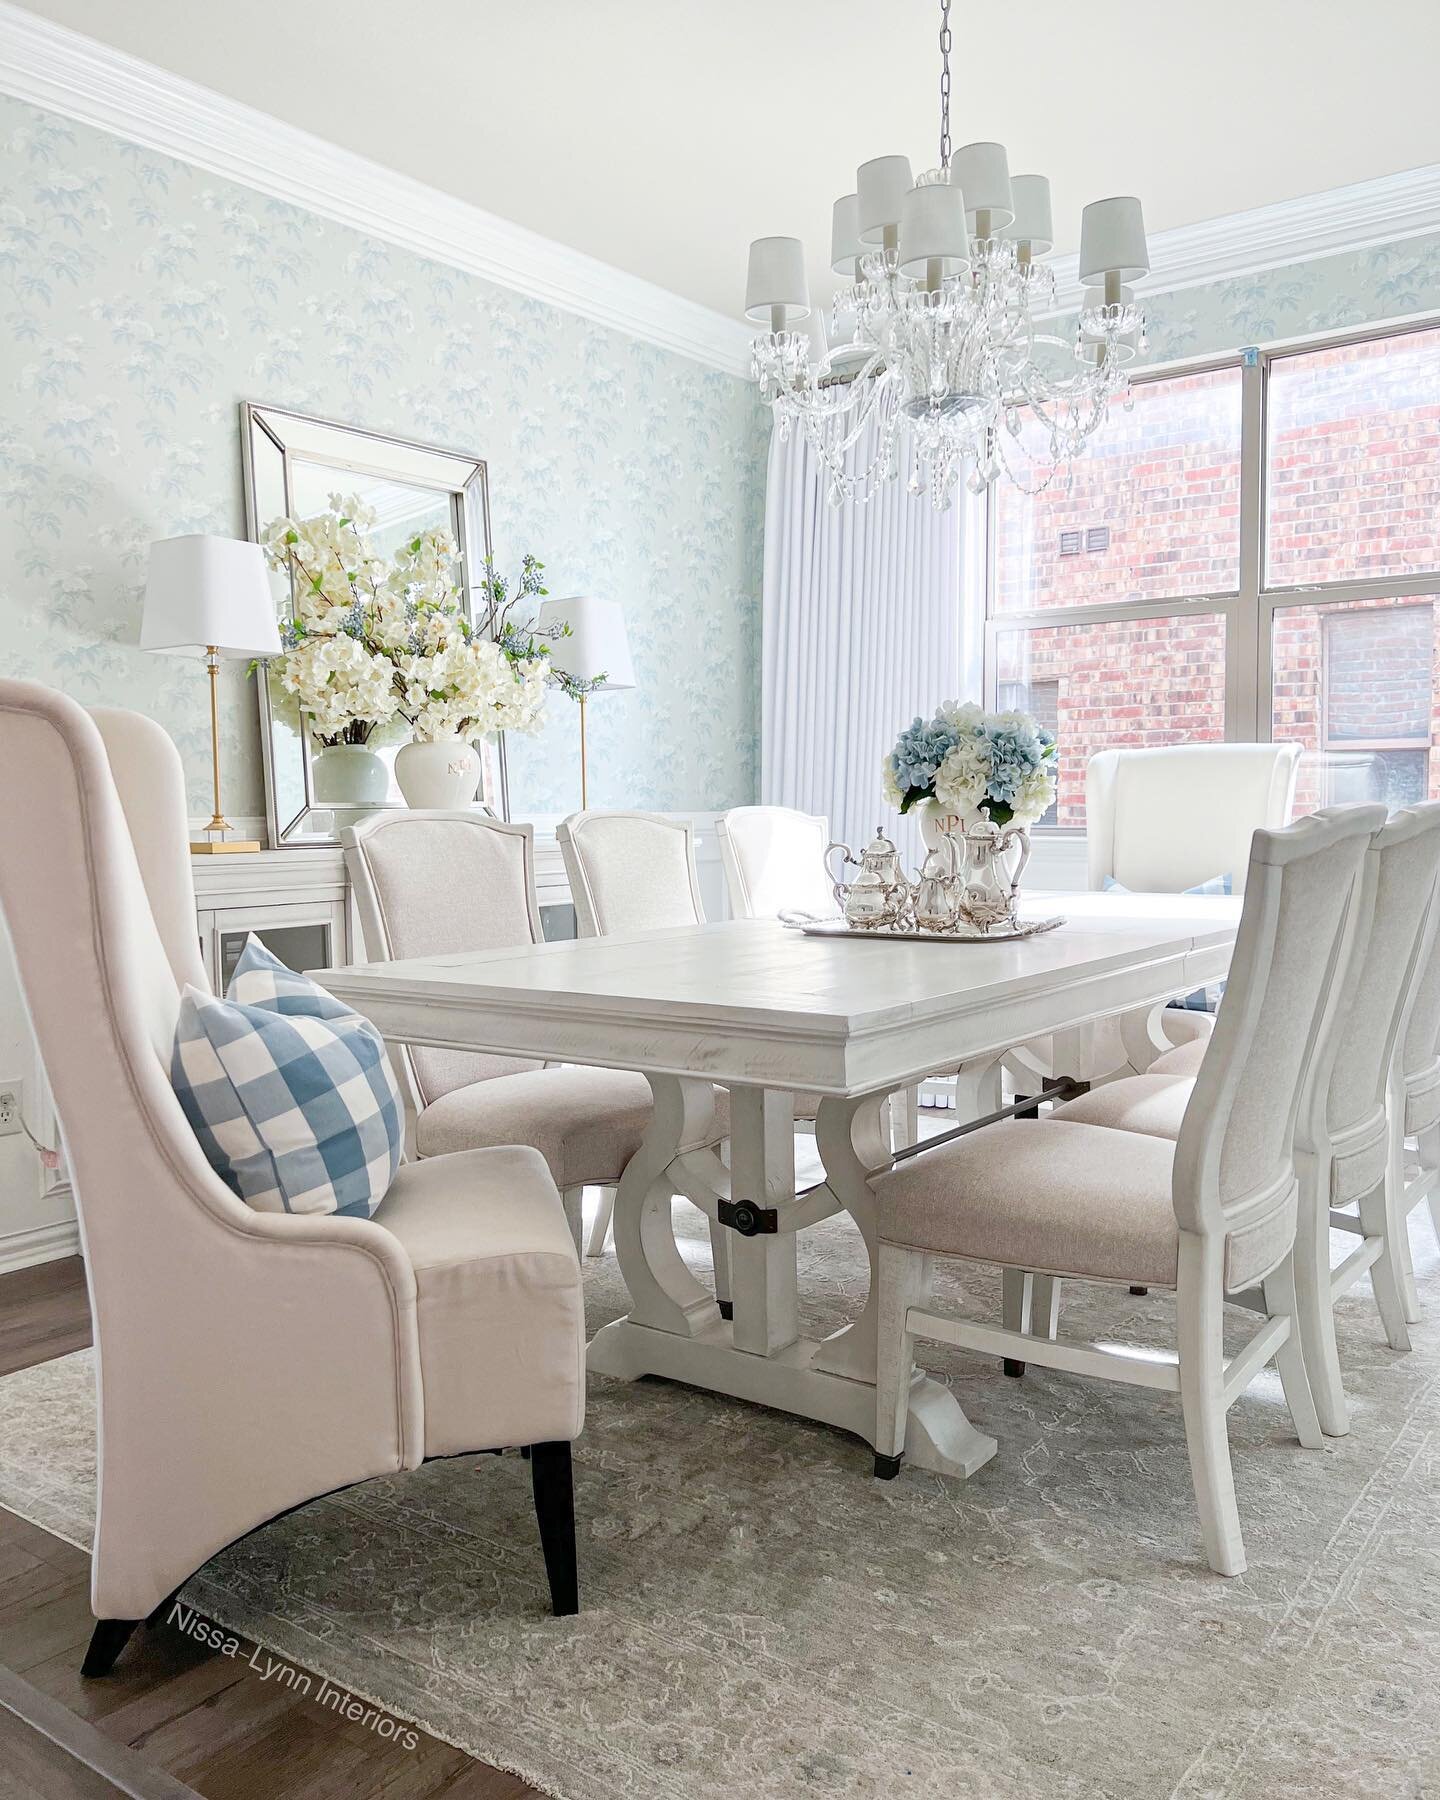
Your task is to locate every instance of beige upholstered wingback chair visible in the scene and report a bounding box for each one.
[1085,742,1303,894]
[874,805,1380,1576]
[343,809,725,1257]
[0,682,585,1677]
[1007,741,1302,1094]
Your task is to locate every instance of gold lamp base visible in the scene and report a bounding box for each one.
[190,838,262,855]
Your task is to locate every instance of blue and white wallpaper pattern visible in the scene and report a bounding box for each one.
[0,95,768,822]
[1141,232,1440,364]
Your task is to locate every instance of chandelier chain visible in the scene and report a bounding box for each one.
[938,0,952,169]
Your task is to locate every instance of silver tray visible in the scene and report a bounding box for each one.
[796,915,1066,944]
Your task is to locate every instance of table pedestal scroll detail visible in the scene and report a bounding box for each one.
[587,1067,1002,1481]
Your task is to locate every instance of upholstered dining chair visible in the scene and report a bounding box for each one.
[1006,740,1303,1096]
[716,805,839,923]
[1058,803,1440,1435]
[0,682,586,1676]
[873,804,1381,1576]
[717,803,927,1147]
[343,809,727,1258]
[555,809,740,1266]
[1392,898,1440,1320]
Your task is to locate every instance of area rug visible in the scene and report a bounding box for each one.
[2,1200,1438,1800]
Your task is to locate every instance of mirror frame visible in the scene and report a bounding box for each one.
[240,400,502,846]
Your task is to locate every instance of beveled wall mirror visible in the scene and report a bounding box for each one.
[241,402,503,846]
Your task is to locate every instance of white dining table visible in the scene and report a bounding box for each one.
[317,890,1241,1481]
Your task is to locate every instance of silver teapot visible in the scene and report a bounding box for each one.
[824,826,905,930]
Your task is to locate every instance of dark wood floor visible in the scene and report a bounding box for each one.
[0,1257,543,1799]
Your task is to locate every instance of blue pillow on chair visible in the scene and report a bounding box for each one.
[172,936,402,1218]
[1104,873,1232,1011]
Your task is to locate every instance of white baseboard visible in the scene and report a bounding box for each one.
[0,1217,80,1276]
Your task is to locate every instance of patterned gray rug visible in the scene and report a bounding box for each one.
[2,1201,1438,1800]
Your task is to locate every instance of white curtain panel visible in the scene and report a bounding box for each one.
[760,418,984,873]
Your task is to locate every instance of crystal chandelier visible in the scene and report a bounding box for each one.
[743,0,1151,507]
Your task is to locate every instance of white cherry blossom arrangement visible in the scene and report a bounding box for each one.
[261,497,550,748]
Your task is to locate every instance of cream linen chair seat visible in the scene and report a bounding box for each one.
[344,809,727,1257]
[874,804,1380,1577]
[0,682,585,1678]
[878,1120,1182,1287]
[1007,742,1301,1092]
[1052,804,1440,1437]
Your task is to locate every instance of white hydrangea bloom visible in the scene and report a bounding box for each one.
[1007,762,1059,828]
[934,738,989,819]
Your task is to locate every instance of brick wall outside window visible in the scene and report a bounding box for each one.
[991,328,1440,829]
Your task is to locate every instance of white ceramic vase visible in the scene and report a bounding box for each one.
[394,738,481,810]
[312,744,389,806]
[916,798,966,854]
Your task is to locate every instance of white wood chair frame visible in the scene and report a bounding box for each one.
[875,805,1380,1576]
[1290,805,1440,1434]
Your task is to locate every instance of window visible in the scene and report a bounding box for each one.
[996,617,1226,829]
[985,321,1440,829]
[1265,328,1440,588]
[1272,597,1436,813]
[993,366,1243,614]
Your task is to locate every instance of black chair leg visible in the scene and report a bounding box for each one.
[1130,1286,1149,1296]
[529,1441,578,1617]
[82,1618,139,1678]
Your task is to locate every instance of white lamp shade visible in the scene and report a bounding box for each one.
[1002,174,1054,253]
[857,155,913,243]
[141,535,281,658]
[744,236,810,324]
[1079,196,1149,283]
[948,141,1014,229]
[536,596,635,692]
[898,181,970,277]
[830,194,862,274]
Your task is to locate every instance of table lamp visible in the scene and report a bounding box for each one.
[536,596,635,809]
[141,534,281,854]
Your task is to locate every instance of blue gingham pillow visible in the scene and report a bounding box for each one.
[172,936,402,1218]
[1104,872,1232,1011]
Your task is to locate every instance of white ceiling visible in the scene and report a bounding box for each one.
[18,0,1440,318]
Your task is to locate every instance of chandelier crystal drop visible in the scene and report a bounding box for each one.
[743,0,1151,508]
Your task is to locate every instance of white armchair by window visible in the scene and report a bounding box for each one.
[0,683,586,1677]
[1008,741,1302,1096]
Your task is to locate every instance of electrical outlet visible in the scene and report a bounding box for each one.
[0,1080,23,1138]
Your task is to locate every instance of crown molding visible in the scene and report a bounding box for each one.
[1047,164,1440,313]
[0,2,756,377]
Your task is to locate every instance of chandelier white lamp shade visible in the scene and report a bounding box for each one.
[743,0,1150,507]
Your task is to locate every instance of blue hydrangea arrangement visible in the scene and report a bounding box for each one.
[883,701,1058,828]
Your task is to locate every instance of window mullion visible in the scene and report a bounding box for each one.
[1233,351,1265,743]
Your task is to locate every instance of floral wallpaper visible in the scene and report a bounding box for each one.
[1140,231,1440,364]
[0,95,768,825]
